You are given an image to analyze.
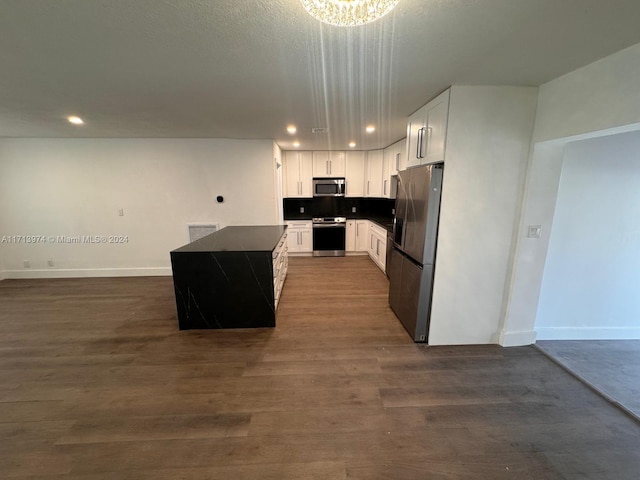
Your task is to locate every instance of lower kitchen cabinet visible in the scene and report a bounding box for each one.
[355,220,369,252]
[368,223,387,273]
[346,219,370,253]
[286,221,312,253]
[346,220,356,252]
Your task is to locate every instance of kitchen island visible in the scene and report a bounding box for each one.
[170,225,288,330]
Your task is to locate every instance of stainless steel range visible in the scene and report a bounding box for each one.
[312,217,346,257]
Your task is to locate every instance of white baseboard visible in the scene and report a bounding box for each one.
[535,326,640,340]
[498,329,537,347]
[2,267,172,279]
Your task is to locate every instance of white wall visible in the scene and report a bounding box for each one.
[535,131,640,339]
[428,86,538,345]
[533,42,640,143]
[501,41,640,345]
[0,138,278,278]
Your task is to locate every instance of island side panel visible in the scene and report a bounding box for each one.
[170,250,275,330]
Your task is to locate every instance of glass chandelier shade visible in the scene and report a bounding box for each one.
[300,0,400,27]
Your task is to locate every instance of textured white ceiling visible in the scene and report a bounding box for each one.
[1,0,640,150]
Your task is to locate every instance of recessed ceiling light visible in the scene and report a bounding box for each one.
[287,125,297,134]
[67,116,84,125]
[293,141,300,148]
[349,142,356,148]
[365,125,375,133]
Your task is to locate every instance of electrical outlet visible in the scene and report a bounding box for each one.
[351,207,357,213]
[48,260,54,267]
[299,207,304,213]
[118,208,124,216]
[24,260,30,268]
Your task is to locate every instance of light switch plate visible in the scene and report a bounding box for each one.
[527,225,542,238]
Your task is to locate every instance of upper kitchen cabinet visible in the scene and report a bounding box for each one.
[382,138,405,198]
[313,151,346,177]
[283,151,313,198]
[365,149,383,197]
[345,151,365,197]
[395,138,407,173]
[406,89,450,168]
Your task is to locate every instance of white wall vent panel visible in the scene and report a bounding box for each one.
[188,224,219,242]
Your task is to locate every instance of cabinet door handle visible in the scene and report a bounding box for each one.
[383,179,387,195]
[356,223,359,236]
[416,128,422,159]
[367,180,370,195]
[396,152,400,170]
[418,127,427,159]
[326,160,329,175]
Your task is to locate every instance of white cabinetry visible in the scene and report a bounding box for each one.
[355,220,369,252]
[396,138,407,172]
[272,231,288,309]
[367,222,387,273]
[283,151,313,198]
[286,221,312,253]
[382,138,405,198]
[345,151,365,197]
[347,219,370,253]
[346,220,356,252]
[313,151,346,177]
[406,89,449,167]
[364,149,383,197]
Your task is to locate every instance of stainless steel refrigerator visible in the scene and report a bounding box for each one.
[388,163,443,342]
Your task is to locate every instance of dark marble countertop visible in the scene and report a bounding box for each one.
[171,225,287,253]
[363,217,394,233]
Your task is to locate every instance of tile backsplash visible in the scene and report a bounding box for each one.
[283,197,395,221]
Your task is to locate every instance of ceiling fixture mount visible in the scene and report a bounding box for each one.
[293,141,301,148]
[349,141,356,148]
[67,115,84,125]
[300,0,399,27]
[286,125,297,134]
[365,125,376,133]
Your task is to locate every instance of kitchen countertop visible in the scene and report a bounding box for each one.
[171,225,288,253]
[170,225,288,330]
[284,217,393,233]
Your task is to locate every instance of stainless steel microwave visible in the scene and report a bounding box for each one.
[313,177,346,197]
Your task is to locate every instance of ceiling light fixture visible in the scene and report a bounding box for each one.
[293,141,301,148]
[286,125,297,134]
[365,125,376,133]
[300,0,399,27]
[349,142,356,148]
[67,115,84,125]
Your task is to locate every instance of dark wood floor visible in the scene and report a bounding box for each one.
[1,256,639,479]
[537,340,640,420]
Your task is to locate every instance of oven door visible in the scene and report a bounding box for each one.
[312,223,346,257]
